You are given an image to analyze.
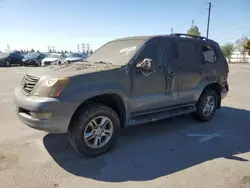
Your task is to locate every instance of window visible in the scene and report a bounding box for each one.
[177,40,199,69]
[136,38,163,67]
[202,45,216,63]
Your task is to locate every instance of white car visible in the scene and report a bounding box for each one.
[41,53,66,66]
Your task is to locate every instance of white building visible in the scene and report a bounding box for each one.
[230,51,250,63]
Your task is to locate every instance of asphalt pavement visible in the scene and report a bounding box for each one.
[0,64,250,188]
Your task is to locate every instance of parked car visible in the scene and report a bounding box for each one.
[14,33,229,157]
[22,52,47,66]
[41,53,66,66]
[63,53,87,64]
[0,51,24,67]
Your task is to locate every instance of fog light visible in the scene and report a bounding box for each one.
[31,112,53,120]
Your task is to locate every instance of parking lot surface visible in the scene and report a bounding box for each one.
[0,64,250,188]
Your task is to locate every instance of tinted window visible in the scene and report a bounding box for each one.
[202,45,216,63]
[162,38,175,67]
[177,40,198,68]
[136,38,163,67]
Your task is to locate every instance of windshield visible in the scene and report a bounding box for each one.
[68,53,82,58]
[86,39,145,65]
[48,54,61,58]
[24,52,39,59]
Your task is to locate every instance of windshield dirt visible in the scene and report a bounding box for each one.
[85,39,145,65]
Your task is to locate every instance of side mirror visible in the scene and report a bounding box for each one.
[136,58,155,72]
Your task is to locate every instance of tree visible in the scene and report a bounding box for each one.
[64,50,68,54]
[221,43,236,63]
[30,48,35,52]
[187,25,201,36]
[244,40,250,55]
[37,50,40,53]
[49,49,52,53]
[90,50,93,54]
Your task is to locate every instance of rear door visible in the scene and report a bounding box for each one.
[174,38,202,104]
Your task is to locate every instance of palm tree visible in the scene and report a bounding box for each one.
[221,43,236,63]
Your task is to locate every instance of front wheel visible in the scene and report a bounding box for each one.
[193,89,218,122]
[36,61,41,66]
[68,104,121,157]
[5,60,11,67]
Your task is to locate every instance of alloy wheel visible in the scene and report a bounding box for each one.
[84,116,114,149]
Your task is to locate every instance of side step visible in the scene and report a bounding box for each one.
[128,105,196,126]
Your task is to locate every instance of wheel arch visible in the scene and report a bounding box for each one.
[68,93,127,132]
[199,83,222,109]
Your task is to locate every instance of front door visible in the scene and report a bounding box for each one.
[130,37,175,114]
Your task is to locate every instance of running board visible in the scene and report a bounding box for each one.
[128,105,196,126]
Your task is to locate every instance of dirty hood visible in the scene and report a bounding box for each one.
[26,62,122,78]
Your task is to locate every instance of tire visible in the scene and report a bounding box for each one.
[68,103,121,157]
[193,89,218,122]
[5,60,11,67]
[36,61,41,66]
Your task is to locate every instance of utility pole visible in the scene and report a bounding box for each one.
[206,2,212,38]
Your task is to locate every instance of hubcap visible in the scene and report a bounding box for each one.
[202,95,215,116]
[84,116,113,149]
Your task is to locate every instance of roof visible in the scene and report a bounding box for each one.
[111,34,217,44]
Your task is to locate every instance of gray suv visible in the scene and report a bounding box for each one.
[14,33,229,157]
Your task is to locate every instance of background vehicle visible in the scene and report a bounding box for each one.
[63,52,87,64]
[0,51,24,67]
[22,52,47,66]
[41,53,66,66]
[14,33,229,157]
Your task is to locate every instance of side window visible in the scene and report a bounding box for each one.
[177,40,199,68]
[136,38,163,67]
[162,38,175,67]
[202,45,216,63]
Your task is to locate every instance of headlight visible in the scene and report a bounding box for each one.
[31,77,70,98]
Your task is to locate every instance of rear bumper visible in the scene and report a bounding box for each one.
[13,87,80,133]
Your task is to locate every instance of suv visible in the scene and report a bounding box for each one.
[0,51,24,67]
[14,33,229,157]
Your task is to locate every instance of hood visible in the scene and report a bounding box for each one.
[42,57,59,62]
[26,62,122,78]
[0,53,10,60]
[65,57,83,61]
[23,56,37,61]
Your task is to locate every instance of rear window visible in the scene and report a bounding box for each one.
[202,45,217,63]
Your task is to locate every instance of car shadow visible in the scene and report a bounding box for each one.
[43,106,250,182]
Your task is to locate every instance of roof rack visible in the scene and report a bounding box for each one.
[170,33,210,41]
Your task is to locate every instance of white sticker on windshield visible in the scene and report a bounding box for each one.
[120,46,137,54]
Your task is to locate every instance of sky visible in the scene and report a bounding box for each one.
[0,0,249,52]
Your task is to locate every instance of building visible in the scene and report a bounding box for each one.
[230,51,250,63]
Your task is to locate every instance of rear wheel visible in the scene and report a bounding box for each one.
[68,103,121,157]
[193,89,218,122]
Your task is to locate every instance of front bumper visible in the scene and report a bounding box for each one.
[13,88,80,133]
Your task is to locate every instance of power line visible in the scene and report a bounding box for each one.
[206,2,212,38]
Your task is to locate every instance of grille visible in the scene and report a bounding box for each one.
[21,74,40,94]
